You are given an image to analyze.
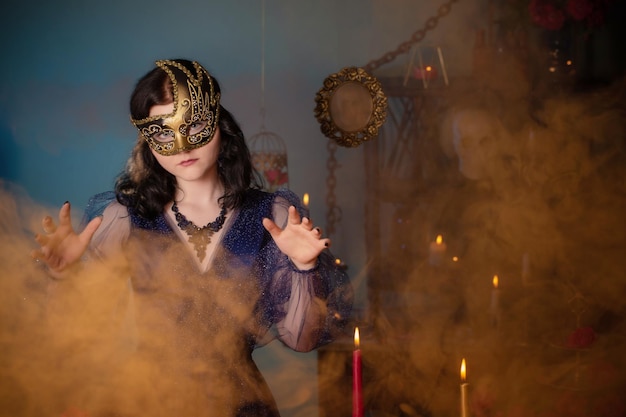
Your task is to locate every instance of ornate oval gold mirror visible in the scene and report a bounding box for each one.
[314,67,387,148]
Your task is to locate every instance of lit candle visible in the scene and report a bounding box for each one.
[302,193,309,208]
[491,275,499,327]
[429,234,447,266]
[460,358,469,417]
[353,327,363,417]
[333,258,347,272]
[414,65,438,80]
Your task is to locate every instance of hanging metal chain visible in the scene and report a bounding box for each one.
[325,139,342,237]
[325,0,460,238]
[363,0,459,73]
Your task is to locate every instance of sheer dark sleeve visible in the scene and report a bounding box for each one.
[262,189,353,352]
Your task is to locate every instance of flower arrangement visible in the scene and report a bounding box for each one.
[528,0,614,31]
[264,168,289,189]
[565,325,596,348]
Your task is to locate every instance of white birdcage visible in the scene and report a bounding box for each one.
[248,129,289,192]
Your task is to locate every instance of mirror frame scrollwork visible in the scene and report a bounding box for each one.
[314,67,387,148]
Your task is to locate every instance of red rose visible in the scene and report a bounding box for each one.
[529,0,567,30]
[566,326,596,348]
[567,0,594,20]
[264,169,288,186]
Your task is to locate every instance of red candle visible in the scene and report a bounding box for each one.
[352,327,363,417]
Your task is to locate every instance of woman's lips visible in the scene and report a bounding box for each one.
[179,158,197,167]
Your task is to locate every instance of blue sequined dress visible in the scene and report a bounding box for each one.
[61,188,352,417]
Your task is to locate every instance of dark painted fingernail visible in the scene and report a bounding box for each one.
[324,242,329,248]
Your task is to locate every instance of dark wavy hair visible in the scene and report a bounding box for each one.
[115,59,261,219]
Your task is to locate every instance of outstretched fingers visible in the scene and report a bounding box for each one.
[287,205,304,226]
[57,201,72,227]
[31,201,103,274]
[262,217,281,237]
[79,216,103,245]
[41,215,57,234]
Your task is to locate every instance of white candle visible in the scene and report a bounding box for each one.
[491,275,500,327]
[460,358,469,417]
[429,235,447,266]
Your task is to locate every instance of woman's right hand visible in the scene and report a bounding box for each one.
[32,202,102,274]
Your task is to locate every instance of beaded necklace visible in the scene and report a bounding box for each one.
[171,202,227,262]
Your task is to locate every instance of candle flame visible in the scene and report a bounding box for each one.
[492,275,499,289]
[460,358,467,381]
[303,193,309,207]
[426,65,432,72]
[354,327,360,349]
[335,258,341,265]
[452,256,459,262]
[436,235,443,245]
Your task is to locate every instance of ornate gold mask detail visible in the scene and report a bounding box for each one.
[131,60,221,156]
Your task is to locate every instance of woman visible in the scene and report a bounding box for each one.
[33,59,352,417]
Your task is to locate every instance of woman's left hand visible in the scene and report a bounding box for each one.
[263,206,329,270]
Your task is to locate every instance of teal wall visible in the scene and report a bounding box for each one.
[0,0,349,208]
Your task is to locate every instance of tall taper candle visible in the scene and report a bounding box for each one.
[460,358,469,417]
[353,327,363,417]
[490,275,500,327]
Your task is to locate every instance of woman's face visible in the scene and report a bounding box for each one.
[149,102,221,183]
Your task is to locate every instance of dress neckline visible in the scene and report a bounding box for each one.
[165,207,239,274]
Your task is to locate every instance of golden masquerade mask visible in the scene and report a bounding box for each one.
[131,60,221,156]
